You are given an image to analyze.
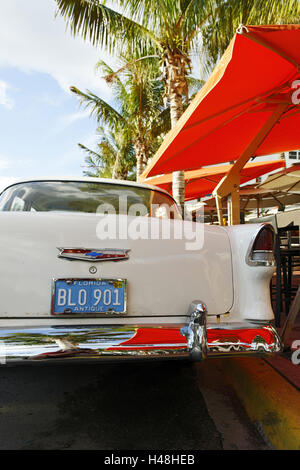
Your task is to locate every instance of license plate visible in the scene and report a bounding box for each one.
[52,278,127,315]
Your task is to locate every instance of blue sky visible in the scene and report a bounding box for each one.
[0,0,115,190]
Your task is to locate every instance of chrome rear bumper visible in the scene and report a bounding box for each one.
[0,304,282,365]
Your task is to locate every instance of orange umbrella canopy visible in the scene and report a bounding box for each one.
[141,25,300,180]
[144,160,285,200]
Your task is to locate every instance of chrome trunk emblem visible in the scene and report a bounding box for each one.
[57,248,130,262]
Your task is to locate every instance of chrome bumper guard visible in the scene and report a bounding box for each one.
[0,301,282,365]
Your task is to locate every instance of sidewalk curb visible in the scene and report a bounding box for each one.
[217,357,300,450]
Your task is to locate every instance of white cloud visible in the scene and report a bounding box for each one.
[38,92,62,107]
[0,1,114,97]
[0,80,14,109]
[47,109,92,138]
[61,109,92,127]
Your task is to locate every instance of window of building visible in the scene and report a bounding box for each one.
[288,151,300,160]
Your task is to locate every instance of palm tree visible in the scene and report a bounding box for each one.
[80,126,136,180]
[104,52,169,179]
[71,54,170,180]
[55,0,300,209]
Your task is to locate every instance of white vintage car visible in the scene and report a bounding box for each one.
[0,177,281,364]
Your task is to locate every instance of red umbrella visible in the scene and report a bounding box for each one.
[140,25,300,224]
[144,159,285,200]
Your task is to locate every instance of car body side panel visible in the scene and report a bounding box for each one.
[224,224,275,322]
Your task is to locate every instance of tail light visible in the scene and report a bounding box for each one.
[247,224,276,266]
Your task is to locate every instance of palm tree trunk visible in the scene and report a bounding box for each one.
[169,88,185,213]
[134,140,147,182]
[164,51,189,214]
[136,152,144,182]
[112,152,120,179]
[169,89,184,128]
[172,170,185,215]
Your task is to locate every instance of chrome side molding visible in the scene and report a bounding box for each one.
[180,300,207,361]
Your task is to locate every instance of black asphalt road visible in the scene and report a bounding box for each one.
[0,360,268,450]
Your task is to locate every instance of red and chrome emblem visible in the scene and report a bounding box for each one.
[57,248,130,262]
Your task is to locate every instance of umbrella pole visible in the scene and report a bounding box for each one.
[228,190,240,225]
[256,196,260,217]
[215,194,224,226]
[213,102,289,225]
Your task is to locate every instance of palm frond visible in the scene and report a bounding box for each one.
[70,86,126,129]
[187,76,205,97]
[79,143,103,162]
[103,55,159,84]
[55,0,161,54]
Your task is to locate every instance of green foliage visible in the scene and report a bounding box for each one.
[56,0,300,82]
[55,0,209,88]
[55,0,159,53]
[202,0,300,66]
[71,51,172,179]
[81,127,136,180]
[70,86,125,128]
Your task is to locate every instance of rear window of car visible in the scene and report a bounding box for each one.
[0,181,181,219]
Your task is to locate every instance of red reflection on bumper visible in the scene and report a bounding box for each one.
[207,327,275,347]
[107,325,277,351]
[107,327,186,350]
